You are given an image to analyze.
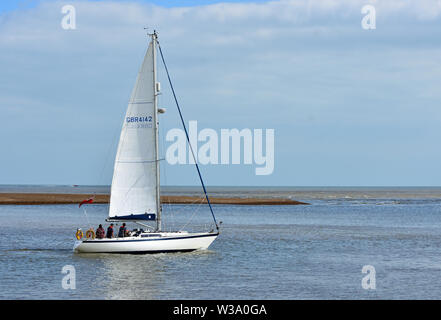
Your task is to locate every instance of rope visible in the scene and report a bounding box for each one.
[82,207,92,230]
[157,41,219,231]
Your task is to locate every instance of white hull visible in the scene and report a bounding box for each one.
[74,232,219,254]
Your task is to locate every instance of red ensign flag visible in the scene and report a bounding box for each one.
[79,197,94,208]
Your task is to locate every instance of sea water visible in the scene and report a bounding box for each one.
[1,186,441,299]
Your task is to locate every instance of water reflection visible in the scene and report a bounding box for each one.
[76,253,167,299]
[71,247,217,299]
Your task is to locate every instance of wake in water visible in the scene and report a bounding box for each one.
[3,248,72,253]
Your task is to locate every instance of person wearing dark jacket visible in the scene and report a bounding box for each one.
[106,224,114,238]
[96,224,105,239]
[118,223,127,237]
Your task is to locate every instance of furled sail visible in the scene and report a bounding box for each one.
[109,41,158,220]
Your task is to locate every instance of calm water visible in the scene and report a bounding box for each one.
[1,186,441,299]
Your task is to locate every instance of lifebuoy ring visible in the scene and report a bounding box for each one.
[85,228,95,239]
[75,229,83,240]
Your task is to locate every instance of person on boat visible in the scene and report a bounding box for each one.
[106,224,114,238]
[118,223,128,237]
[96,224,105,239]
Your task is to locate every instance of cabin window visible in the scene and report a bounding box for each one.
[141,234,160,238]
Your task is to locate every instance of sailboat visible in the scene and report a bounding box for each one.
[74,31,219,253]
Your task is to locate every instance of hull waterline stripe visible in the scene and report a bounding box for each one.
[78,249,196,254]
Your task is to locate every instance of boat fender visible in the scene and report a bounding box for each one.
[85,228,95,239]
[75,229,83,240]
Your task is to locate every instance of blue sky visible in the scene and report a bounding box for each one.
[1,0,441,186]
[0,0,270,12]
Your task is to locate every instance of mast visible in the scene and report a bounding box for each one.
[152,31,161,231]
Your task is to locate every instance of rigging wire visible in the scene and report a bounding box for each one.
[158,104,174,232]
[157,41,219,231]
[179,197,205,231]
[82,207,92,230]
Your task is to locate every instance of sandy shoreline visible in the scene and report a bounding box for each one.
[0,193,309,206]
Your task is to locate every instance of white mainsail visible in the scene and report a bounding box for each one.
[109,41,159,221]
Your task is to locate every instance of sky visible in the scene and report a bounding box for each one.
[1,0,441,186]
